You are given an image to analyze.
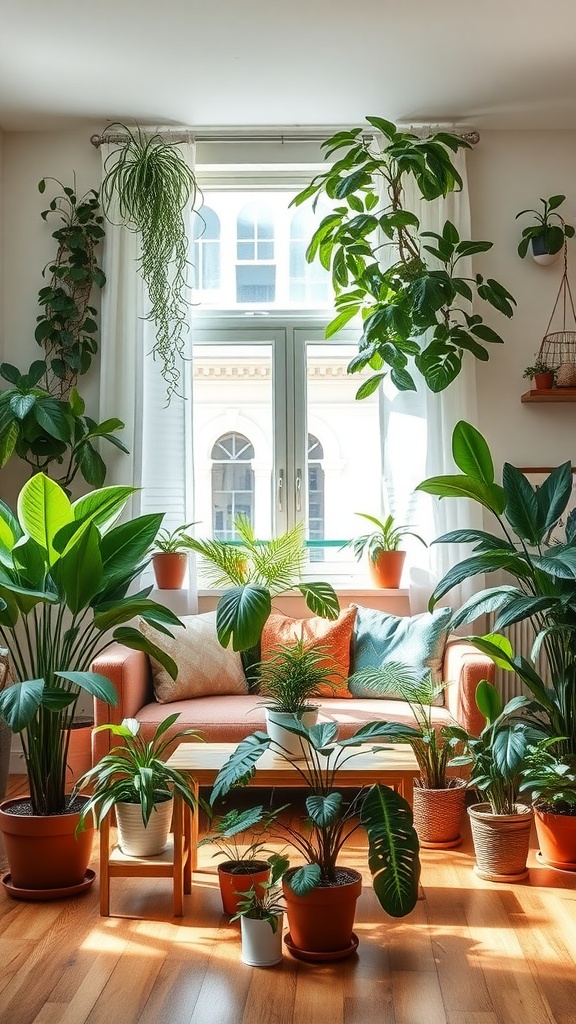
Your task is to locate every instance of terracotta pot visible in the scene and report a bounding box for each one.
[152,552,188,590]
[0,795,94,894]
[468,802,533,881]
[115,797,174,857]
[218,859,271,916]
[369,550,406,589]
[265,708,318,758]
[240,913,284,966]
[413,780,466,849]
[533,372,554,390]
[282,866,362,958]
[534,806,576,870]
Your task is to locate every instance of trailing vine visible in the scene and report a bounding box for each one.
[100,123,202,400]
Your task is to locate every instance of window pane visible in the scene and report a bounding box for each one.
[193,344,274,540]
[236,266,276,303]
[305,343,383,564]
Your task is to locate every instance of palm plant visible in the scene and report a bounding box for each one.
[100,123,202,399]
[258,638,337,715]
[417,419,576,756]
[0,474,182,815]
[186,515,340,654]
[209,719,420,918]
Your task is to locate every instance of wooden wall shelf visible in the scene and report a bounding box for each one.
[521,389,576,403]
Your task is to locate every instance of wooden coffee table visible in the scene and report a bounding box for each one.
[166,741,419,877]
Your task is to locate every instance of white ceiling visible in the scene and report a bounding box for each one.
[2,0,576,133]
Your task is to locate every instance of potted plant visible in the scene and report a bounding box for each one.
[152,522,198,590]
[348,663,466,848]
[100,123,202,400]
[344,512,426,588]
[74,714,203,857]
[257,637,337,756]
[0,473,183,897]
[185,514,339,680]
[520,738,576,870]
[447,680,544,881]
[516,195,575,263]
[292,117,515,396]
[209,719,420,960]
[416,419,576,758]
[522,356,556,391]
[230,853,290,967]
[198,805,282,915]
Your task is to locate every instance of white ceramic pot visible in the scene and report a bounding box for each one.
[265,708,318,758]
[240,913,284,967]
[115,797,174,857]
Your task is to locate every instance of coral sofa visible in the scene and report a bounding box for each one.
[90,629,492,765]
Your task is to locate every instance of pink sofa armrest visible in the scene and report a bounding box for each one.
[91,644,153,763]
[442,637,494,736]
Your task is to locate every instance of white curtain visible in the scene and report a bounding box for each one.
[99,140,197,609]
[377,147,484,615]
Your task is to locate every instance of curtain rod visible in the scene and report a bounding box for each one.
[90,129,480,147]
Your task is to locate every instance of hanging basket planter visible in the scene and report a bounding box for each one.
[538,242,576,386]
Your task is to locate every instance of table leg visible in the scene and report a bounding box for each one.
[173,793,184,917]
[190,779,200,872]
[99,814,110,917]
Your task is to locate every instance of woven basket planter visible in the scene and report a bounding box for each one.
[413,780,467,849]
[468,803,533,882]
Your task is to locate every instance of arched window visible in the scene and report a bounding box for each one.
[236,202,276,302]
[211,432,255,539]
[289,205,331,305]
[193,207,221,292]
[307,433,325,562]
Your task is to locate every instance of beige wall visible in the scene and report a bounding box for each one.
[1,126,576,502]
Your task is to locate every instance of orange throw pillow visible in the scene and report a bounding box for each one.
[260,607,357,698]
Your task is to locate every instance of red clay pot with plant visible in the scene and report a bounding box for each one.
[218,859,271,915]
[282,867,362,956]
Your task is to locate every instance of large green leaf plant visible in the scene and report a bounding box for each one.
[417,419,576,755]
[0,474,182,815]
[210,720,421,918]
[293,117,515,395]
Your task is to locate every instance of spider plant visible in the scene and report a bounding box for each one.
[100,123,202,399]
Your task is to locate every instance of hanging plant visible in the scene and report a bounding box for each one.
[100,123,202,399]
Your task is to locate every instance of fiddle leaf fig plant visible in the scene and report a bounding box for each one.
[292,117,515,395]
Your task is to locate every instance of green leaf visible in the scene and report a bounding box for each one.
[286,863,321,896]
[58,521,103,613]
[9,394,35,420]
[416,474,506,516]
[210,732,270,804]
[75,442,106,488]
[72,486,135,532]
[502,463,539,543]
[306,792,342,828]
[0,678,44,731]
[99,514,163,577]
[55,671,118,705]
[112,625,178,682]
[475,679,502,723]
[17,474,73,565]
[216,585,271,651]
[298,581,340,620]
[355,373,386,400]
[452,421,494,484]
[34,398,72,442]
[361,783,420,917]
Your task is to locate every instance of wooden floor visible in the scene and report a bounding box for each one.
[1,776,576,1024]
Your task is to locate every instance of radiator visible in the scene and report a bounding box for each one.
[487,615,548,703]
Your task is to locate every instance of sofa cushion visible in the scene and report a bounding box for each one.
[139,610,248,703]
[348,605,452,699]
[259,606,357,698]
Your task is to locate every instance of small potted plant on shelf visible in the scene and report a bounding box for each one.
[230,853,289,967]
[348,663,466,848]
[209,718,421,960]
[0,475,184,898]
[516,195,575,263]
[198,805,283,915]
[152,521,198,590]
[344,512,426,589]
[523,356,556,391]
[446,680,545,881]
[74,714,203,857]
[519,738,576,870]
[257,638,337,756]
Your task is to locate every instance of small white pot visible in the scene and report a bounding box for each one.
[240,913,284,967]
[265,708,318,758]
[115,797,174,857]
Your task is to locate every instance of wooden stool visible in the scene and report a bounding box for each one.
[99,793,192,917]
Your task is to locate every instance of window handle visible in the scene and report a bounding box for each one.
[295,468,302,513]
[277,469,284,512]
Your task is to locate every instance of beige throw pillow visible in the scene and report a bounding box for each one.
[139,611,248,703]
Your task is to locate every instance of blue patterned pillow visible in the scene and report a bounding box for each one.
[348,604,452,699]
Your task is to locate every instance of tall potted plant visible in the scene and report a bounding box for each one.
[198,806,281,915]
[292,117,515,396]
[209,719,420,960]
[348,663,466,848]
[0,474,182,897]
[417,419,576,757]
[257,637,337,756]
[520,738,576,870]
